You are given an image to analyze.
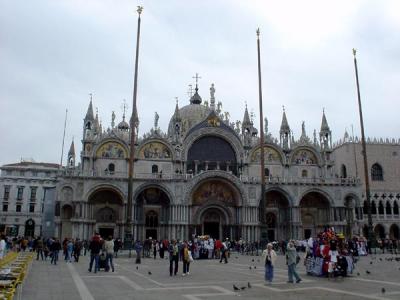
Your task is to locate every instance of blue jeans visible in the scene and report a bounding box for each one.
[288,263,301,282]
[89,254,99,273]
[265,264,274,282]
[106,253,114,272]
[51,251,59,265]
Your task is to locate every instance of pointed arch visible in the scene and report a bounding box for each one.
[371,163,383,181]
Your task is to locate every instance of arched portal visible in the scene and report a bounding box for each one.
[389,224,399,240]
[88,188,124,239]
[264,190,290,241]
[299,191,330,239]
[374,224,385,239]
[191,178,240,240]
[135,187,170,241]
[24,219,35,237]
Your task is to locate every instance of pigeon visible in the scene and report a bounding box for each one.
[254,266,257,269]
[370,261,373,265]
[248,282,252,288]
[379,258,383,261]
[366,270,371,274]
[240,287,246,290]
[148,271,152,275]
[357,272,360,276]
[249,266,252,270]
[233,284,240,291]
[136,266,138,270]
[252,259,255,262]
[235,256,239,259]
[381,288,385,294]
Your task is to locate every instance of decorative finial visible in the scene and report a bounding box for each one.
[282,105,285,112]
[256,28,260,37]
[192,73,201,91]
[175,96,179,105]
[187,84,193,97]
[89,93,93,101]
[122,99,128,121]
[154,112,159,129]
[111,111,115,128]
[137,6,143,15]
[323,107,325,113]
[352,48,357,57]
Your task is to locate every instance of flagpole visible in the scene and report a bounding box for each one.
[127,6,143,255]
[59,109,68,169]
[257,29,266,241]
[352,49,374,250]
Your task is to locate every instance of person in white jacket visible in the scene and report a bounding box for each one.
[262,243,277,283]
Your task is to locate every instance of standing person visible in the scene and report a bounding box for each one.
[66,239,73,263]
[168,239,179,276]
[262,243,277,284]
[0,234,6,260]
[104,236,115,272]
[88,234,101,273]
[113,238,121,258]
[219,238,229,264]
[153,240,159,259]
[73,239,82,262]
[134,240,143,264]
[50,238,61,265]
[36,237,44,260]
[182,242,191,276]
[286,240,302,283]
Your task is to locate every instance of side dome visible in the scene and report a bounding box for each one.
[117,120,129,131]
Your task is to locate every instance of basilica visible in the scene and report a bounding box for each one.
[39,79,395,243]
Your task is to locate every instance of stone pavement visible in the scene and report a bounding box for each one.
[20,251,400,300]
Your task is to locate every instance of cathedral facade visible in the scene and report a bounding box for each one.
[51,81,400,243]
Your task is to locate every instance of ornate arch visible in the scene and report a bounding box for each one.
[133,182,174,205]
[344,192,361,207]
[136,138,174,161]
[182,127,243,162]
[184,171,247,206]
[193,204,233,225]
[289,146,322,166]
[298,188,334,207]
[94,138,129,159]
[248,143,285,165]
[59,185,74,203]
[259,186,293,206]
[85,183,125,204]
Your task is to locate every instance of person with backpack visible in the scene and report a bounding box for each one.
[286,240,302,283]
[219,238,229,264]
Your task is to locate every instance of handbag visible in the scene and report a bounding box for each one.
[188,250,194,262]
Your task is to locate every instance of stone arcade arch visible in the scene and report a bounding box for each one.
[374,224,385,239]
[263,189,290,241]
[88,188,124,239]
[134,186,171,241]
[389,224,399,240]
[190,178,241,240]
[61,204,73,239]
[299,191,331,239]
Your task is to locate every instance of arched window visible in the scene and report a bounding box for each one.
[363,200,368,214]
[378,201,384,214]
[55,202,60,217]
[108,163,115,174]
[394,201,399,215]
[371,201,377,214]
[85,122,92,130]
[151,165,158,174]
[386,201,392,215]
[371,163,383,181]
[301,170,308,178]
[340,164,347,178]
[265,168,270,177]
[145,211,158,227]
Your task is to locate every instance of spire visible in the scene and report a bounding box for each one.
[242,103,251,125]
[280,106,290,133]
[190,73,202,104]
[85,94,94,121]
[94,108,100,131]
[320,109,330,132]
[173,97,181,121]
[68,139,75,157]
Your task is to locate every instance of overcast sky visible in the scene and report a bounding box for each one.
[1,0,399,166]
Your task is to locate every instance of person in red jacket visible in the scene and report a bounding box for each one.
[88,233,102,273]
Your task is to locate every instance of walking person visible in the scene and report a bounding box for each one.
[262,243,277,284]
[286,240,302,283]
[104,236,115,272]
[88,234,101,273]
[219,238,229,264]
[182,242,191,276]
[50,238,61,265]
[36,237,44,260]
[134,240,143,264]
[66,239,73,262]
[168,239,179,276]
[73,238,82,262]
[0,234,6,260]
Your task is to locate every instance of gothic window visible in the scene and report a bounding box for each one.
[371,201,377,214]
[363,200,368,214]
[371,163,383,181]
[55,202,60,216]
[301,170,308,178]
[378,201,384,215]
[264,168,270,177]
[108,163,115,174]
[394,201,399,215]
[151,165,158,174]
[145,211,158,227]
[340,164,347,178]
[85,122,92,130]
[386,201,392,215]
